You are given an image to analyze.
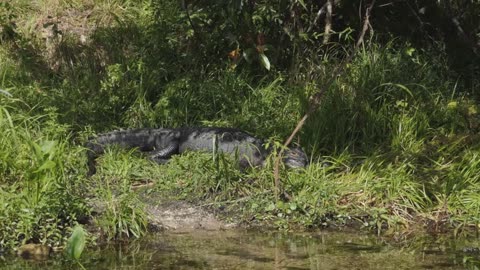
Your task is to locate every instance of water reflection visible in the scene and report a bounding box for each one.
[2,230,480,269]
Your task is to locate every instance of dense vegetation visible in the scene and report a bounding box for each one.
[1,0,479,253]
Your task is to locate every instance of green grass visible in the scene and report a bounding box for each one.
[0,96,87,250]
[0,96,148,251]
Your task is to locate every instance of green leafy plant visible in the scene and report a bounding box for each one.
[66,225,86,260]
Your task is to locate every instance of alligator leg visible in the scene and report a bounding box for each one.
[148,142,179,164]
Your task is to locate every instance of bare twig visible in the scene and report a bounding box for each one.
[273,0,377,201]
[323,0,333,44]
[307,2,327,33]
[356,0,376,48]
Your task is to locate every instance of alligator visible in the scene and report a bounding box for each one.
[86,127,308,174]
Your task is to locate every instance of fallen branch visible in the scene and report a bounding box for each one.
[273,0,377,200]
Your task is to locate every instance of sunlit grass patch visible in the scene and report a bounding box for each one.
[0,97,88,251]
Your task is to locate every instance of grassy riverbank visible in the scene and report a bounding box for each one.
[1,0,480,252]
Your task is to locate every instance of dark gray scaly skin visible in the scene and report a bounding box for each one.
[86,127,308,175]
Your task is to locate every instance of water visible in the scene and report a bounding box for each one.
[1,230,479,269]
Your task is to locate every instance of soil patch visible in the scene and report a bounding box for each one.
[146,200,236,232]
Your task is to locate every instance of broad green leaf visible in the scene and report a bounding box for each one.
[31,141,42,157]
[265,202,276,212]
[405,47,416,56]
[259,53,270,70]
[34,160,56,172]
[40,140,56,154]
[289,203,297,211]
[468,105,478,115]
[395,100,408,108]
[447,101,458,110]
[66,225,86,260]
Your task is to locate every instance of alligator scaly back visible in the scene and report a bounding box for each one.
[85,127,308,175]
[85,128,178,175]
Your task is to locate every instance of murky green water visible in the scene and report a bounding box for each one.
[2,230,480,269]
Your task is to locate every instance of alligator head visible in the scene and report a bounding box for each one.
[283,147,309,168]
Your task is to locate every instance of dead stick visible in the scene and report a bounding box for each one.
[323,0,333,44]
[306,2,327,33]
[356,0,376,48]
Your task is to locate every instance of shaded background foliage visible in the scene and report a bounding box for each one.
[2,0,478,132]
